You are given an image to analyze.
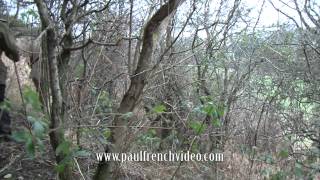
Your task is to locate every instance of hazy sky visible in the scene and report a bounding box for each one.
[244,0,319,27]
[244,0,293,26]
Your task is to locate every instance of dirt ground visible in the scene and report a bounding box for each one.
[0,111,56,180]
[0,57,56,180]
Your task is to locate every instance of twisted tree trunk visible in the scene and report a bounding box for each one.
[94,0,184,179]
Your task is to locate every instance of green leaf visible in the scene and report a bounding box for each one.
[193,106,203,114]
[26,138,35,158]
[216,105,225,117]
[147,129,157,137]
[189,121,207,134]
[294,163,303,177]
[23,87,41,111]
[278,149,289,158]
[103,128,112,139]
[73,150,90,157]
[37,138,45,152]
[11,130,31,142]
[265,154,274,164]
[270,171,286,180]
[55,164,66,173]
[261,168,272,177]
[152,104,166,113]
[33,121,45,137]
[0,100,11,111]
[56,141,71,156]
[203,104,215,115]
[199,96,211,102]
[191,141,199,153]
[212,119,221,127]
[27,115,36,123]
[75,64,84,78]
[26,9,38,18]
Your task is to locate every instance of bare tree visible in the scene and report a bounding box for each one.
[94,0,185,179]
[34,0,74,179]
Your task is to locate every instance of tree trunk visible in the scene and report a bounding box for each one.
[34,0,74,179]
[93,0,184,179]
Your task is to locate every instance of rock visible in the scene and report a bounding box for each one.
[3,173,12,179]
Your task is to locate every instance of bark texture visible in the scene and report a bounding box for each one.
[34,0,74,179]
[93,0,184,179]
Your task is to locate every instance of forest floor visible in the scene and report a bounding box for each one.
[0,60,56,179]
[0,103,234,180]
[0,111,56,180]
